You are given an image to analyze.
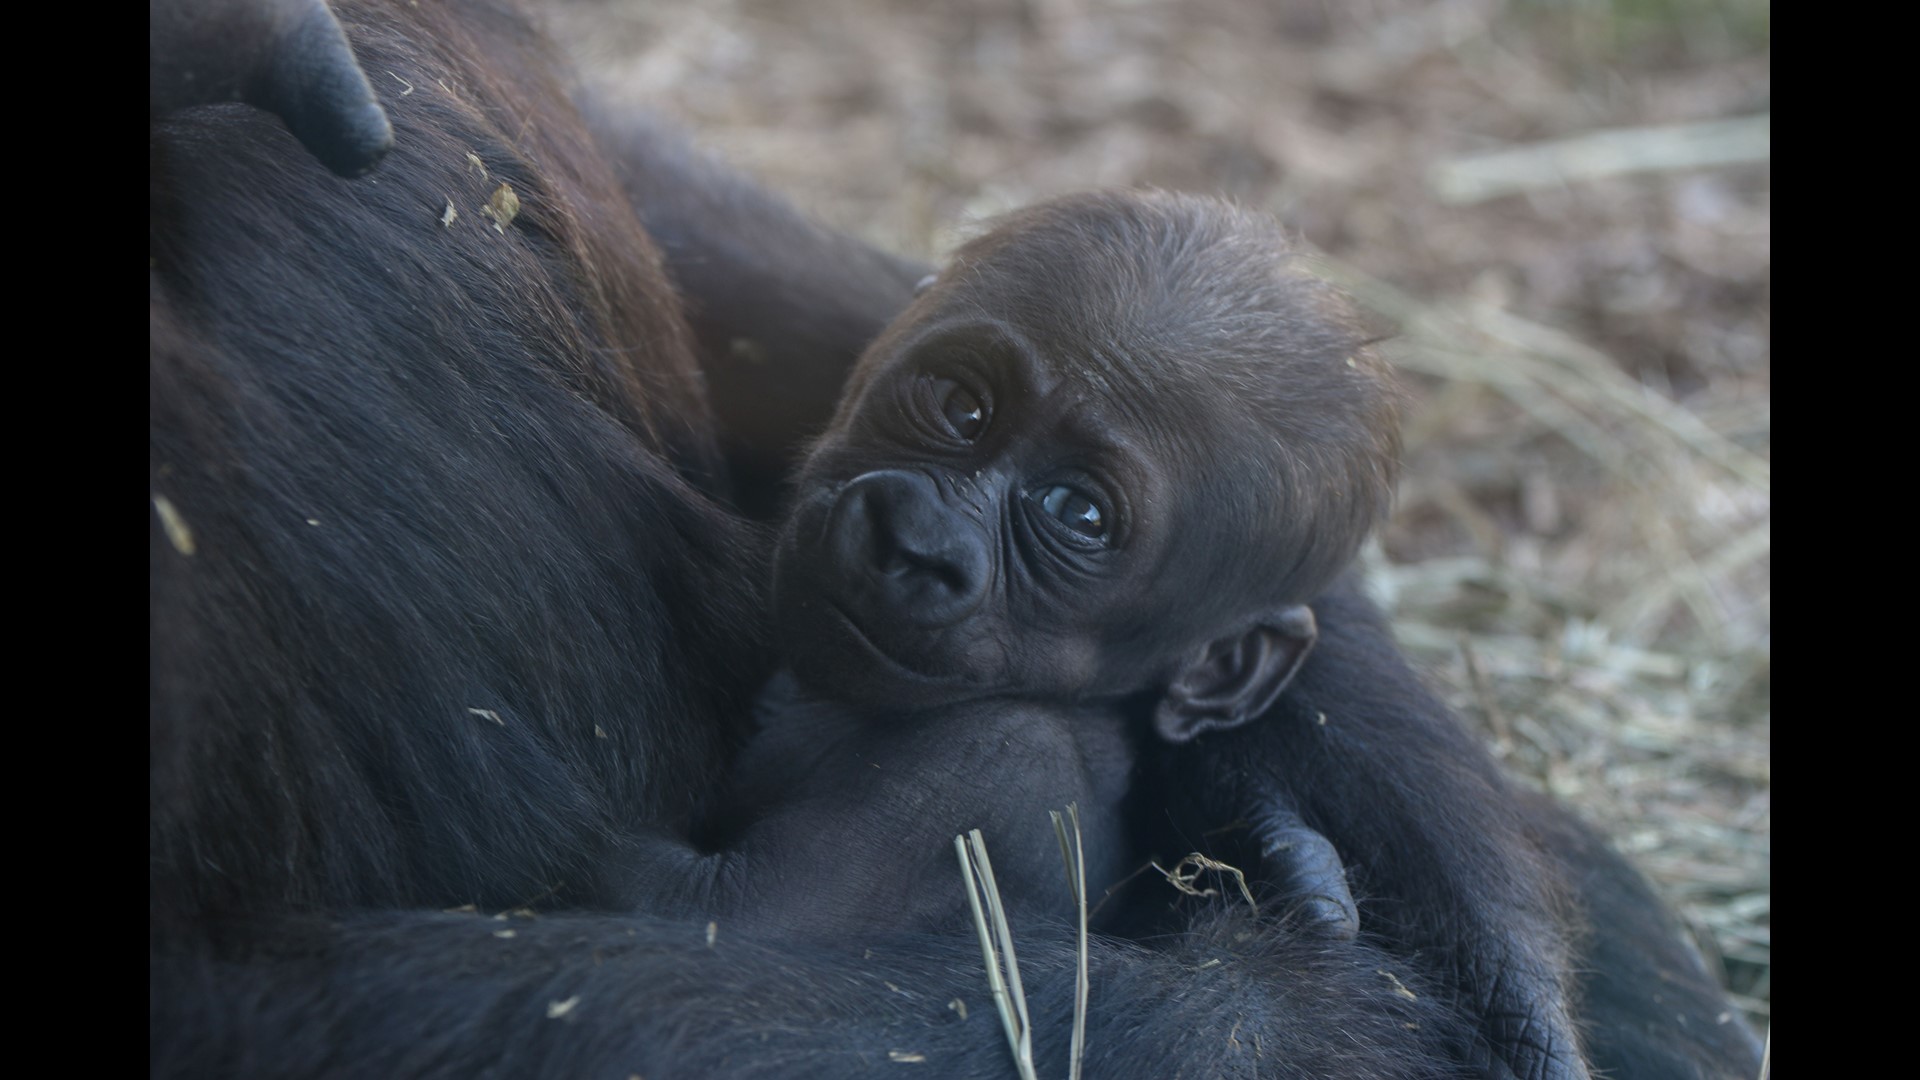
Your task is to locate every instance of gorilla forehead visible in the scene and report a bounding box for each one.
[928,192,1399,608]
[932,192,1382,438]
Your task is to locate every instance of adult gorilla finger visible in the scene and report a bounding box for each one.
[150,0,393,177]
[1253,804,1361,940]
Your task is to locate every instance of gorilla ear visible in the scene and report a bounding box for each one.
[1153,605,1318,744]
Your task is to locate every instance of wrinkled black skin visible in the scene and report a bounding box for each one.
[150,3,1472,1077]
[623,129,1762,1080]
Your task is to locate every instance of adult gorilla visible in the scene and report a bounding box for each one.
[150,2,1759,1077]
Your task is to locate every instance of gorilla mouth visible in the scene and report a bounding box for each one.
[825,600,937,681]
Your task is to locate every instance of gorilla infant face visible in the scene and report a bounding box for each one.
[771,193,1400,715]
[775,315,1195,707]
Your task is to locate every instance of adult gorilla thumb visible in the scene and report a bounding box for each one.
[150,0,393,177]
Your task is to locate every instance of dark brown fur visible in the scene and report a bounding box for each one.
[150,4,1466,1076]
[149,4,1761,1078]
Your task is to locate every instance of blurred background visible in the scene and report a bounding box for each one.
[544,0,1770,1026]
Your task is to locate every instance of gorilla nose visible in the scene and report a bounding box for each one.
[827,470,988,626]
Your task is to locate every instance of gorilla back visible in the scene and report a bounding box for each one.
[151,0,765,927]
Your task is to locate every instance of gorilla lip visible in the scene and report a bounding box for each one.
[824,599,938,681]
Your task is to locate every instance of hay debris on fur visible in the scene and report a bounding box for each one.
[481,183,520,233]
[954,830,1037,1080]
[1154,853,1259,915]
[1377,969,1419,1001]
[152,494,195,556]
[1051,804,1091,1080]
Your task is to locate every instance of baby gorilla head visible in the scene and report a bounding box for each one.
[773,191,1402,741]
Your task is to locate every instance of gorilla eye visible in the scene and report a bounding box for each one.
[939,381,988,440]
[1037,484,1107,540]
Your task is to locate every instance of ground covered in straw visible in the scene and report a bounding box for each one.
[546,0,1770,1025]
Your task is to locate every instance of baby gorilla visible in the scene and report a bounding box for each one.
[627,192,1396,938]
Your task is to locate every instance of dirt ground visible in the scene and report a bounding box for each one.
[542,0,1770,1026]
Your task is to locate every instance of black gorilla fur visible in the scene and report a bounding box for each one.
[150,3,1763,1077]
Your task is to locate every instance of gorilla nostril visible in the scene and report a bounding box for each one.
[857,491,902,573]
[830,471,988,619]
